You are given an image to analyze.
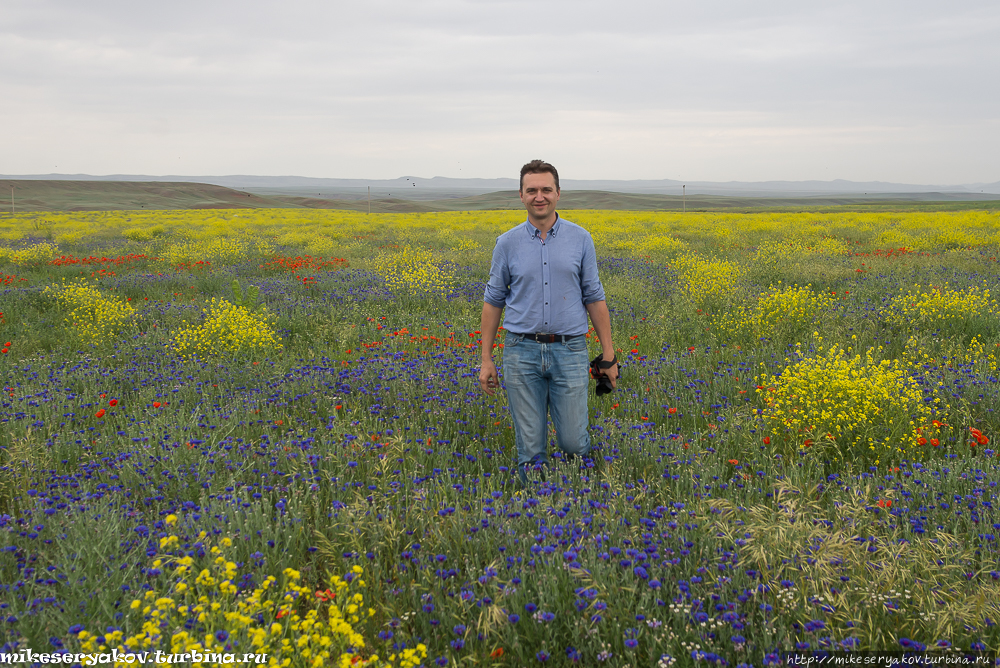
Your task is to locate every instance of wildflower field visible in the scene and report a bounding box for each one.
[2,208,1000,667]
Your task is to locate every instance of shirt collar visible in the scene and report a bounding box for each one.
[524,213,561,238]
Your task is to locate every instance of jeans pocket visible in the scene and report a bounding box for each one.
[506,334,523,347]
[565,337,587,353]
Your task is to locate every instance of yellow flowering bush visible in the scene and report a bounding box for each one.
[122,226,166,242]
[306,236,343,256]
[0,241,61,266]
[449,238,481,252]
[45,280,136,343]
[172,298,282,358]
[162,236,273,266]
[716,284,834,342]
[72,533,409,668]
[756,344,939,463]
[885,283,997,333]
[672,253,745,310]
[643,234,687,255]
[372,245,455,296]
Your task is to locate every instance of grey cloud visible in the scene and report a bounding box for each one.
[1,0,997,181]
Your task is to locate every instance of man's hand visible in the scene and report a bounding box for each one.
[479,302,504,396]
[585,300,618,390]
[479,358,500,395]
[603,360,619,389]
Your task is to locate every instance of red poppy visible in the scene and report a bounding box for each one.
[876,499,892,508]
[762,436,771,445]
[668,407,677,414]
[108,399,118,407]
[930,438,939,447]
[490,648,504,659]
[918,437,927,446]
[728,459,739,465]
[95,409,106,419]
[153,402,162,408]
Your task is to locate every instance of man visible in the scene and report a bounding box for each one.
[479,159,618,485]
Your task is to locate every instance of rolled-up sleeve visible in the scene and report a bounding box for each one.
[483,239,510,307]
[579,234,605,304]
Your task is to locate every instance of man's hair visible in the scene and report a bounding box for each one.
[519,160,560,192]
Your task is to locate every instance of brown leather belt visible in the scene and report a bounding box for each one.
[513,332,585,343]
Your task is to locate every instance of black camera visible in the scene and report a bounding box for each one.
[590,354,619,396]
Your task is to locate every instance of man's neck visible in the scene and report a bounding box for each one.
[528,212,558,240]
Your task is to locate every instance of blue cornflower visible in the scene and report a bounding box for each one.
[450,638,465,651]
[215,630,229,642]
[731,635,746,645]
[68,624,84,635]
[539,611,555,622]
[633,566,649,579]
[625,639,639,649]
[508,613,520,623]
[452,624,466,636]
[525,602,537,613]
[536,650,550,662]
[649,579,662,589]
[695,612,709,623]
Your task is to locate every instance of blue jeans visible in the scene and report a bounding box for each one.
[502,334,591,481]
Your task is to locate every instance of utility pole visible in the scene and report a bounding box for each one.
[682,185,686,213]
[368,186,371,215]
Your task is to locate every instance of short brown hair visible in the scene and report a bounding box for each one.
[519,160,560,192]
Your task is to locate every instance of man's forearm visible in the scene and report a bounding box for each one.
[480,302,504,362]
[585,300,615,358]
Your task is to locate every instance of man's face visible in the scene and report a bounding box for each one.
[519,172,560,222]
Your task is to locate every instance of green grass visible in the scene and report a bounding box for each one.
[1,212,1000,666]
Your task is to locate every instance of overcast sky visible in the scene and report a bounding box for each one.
[2,0,998,183]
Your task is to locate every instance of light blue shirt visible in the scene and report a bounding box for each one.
[483,215,606,336]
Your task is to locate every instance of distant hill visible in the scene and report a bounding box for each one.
[4,173,1000,197]
[0,179,295,212]
[1,180,998,213]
